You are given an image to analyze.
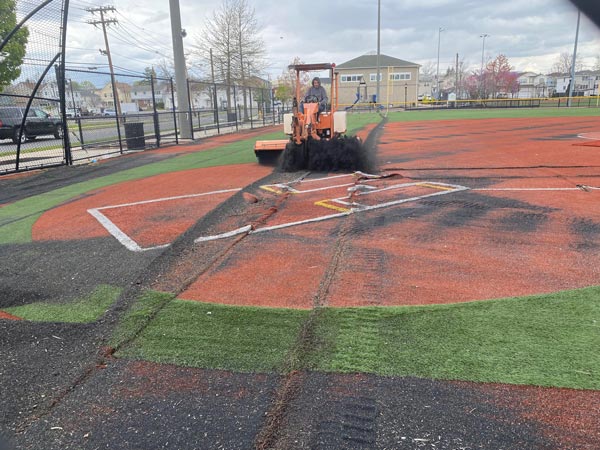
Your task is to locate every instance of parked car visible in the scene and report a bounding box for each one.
[0,107,63,144]
[102,109,117,117]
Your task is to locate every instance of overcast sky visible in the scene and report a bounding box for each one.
[65,0,600,79]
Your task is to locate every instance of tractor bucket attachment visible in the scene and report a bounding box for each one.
[254,139,288,165]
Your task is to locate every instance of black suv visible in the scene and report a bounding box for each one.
[0,107,63,144]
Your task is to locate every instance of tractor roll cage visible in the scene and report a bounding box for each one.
[289,63,340,115]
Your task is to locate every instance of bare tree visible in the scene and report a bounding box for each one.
[419,61,436,81]
[551,51,584,74]
[274,57,310,107]
[193,0,266,118]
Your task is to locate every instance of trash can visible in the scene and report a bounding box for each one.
[124,122,145,150]
[227,112,237,123]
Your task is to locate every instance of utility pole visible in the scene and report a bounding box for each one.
[87,6,121,117]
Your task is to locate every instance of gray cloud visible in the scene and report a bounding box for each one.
[64,0,600,79]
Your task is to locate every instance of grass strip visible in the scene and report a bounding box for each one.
[115,297,309,373]
[346,112,383,135]
[3,284,122,323]
[387,106,600,122]
[307,286,600,390]
[114,287,600,389]
[109,290,175,349]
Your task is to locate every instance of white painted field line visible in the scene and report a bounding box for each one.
[260,171,381,195]
[94,188,241,210]
[88,208,169,252]
[577,133,600,140]
[195,182,469,241]
[88,188,242,252]
[473,187,595,191]
[194,225,253,243]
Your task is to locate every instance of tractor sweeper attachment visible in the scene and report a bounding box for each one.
[254,63,372,172]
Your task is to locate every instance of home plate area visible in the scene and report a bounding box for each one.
[219,173,467,238]
[88,172,468,251]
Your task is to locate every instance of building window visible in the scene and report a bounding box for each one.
[369,73,382,82]
[390,72,411,81]
[341,74,364,83]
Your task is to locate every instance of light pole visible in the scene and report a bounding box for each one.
[480,33,489,98]
[568,10,581,107]
[436,27,444,100]
[169,0,191,139]
[376,0,381,106]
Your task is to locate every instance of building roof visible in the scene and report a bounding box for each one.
[337,54,419,69]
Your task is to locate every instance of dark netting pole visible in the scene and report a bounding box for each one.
[151,75,160,147]
[16,53,60,171]
[60,0,71,164]
[170,78,178,144]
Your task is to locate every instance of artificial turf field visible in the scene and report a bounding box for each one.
[1,107,599,449]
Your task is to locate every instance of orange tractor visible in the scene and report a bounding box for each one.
[254,63,370,172]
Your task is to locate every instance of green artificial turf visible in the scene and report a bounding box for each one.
[115,294,309,373]
[114,287,600,389]
[346,112,383,134]
[3,284,122,323]
[307,287,600,390]
[386,106,599,122]
[117,287,600,389]
[109,290,175,349]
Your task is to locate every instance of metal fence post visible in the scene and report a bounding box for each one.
[214,83,220,135]
[151,75,160,147]
[233,84,239,132]
[170,78,178,144]
[272,90,276,124]
[186,78,194,140]
[249,87,253,129]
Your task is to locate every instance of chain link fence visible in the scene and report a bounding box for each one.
[0,0,68,175]
[0,1,282,175]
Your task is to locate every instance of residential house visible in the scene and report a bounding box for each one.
[552,70,600,97]
[96,81,132,109]
[516,72,547,98]
[130,82,173,110]
[336,54,420,107]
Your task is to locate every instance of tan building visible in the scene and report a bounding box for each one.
[96,82,132,108]
[336,54,420,107]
